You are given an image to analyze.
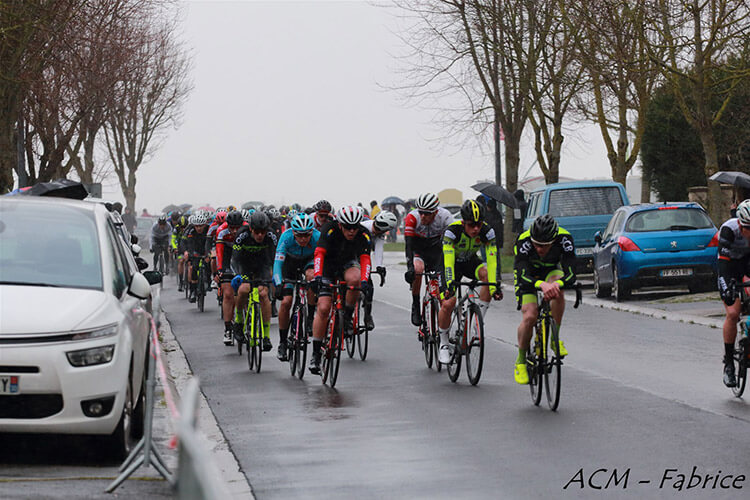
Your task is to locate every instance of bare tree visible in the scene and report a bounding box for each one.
[0,1,84,192]
[562,0,662,187]
[643,0,750,222]
[104,19,192,211]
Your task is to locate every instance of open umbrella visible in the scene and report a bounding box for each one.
[471,182,518,209]
[198,205,215,212]
[18,179,88,200]
[709,171,750,189]
[381,196,405,206]
[242,201,264,210]
[178,203,192,212]
[161,204,179,213]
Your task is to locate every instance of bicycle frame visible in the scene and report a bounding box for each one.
[235,278,270,372]
[417,271,442,371]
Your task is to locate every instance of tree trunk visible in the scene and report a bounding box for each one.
[640,166,651,203]
[0,103,17,193]
[494,115,502,186]
[699,127,722,223]
[503,134,521,255]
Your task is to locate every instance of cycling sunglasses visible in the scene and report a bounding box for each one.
[464,221,482,228]
[418,210,437,216]
[294,231,313,237]
[341,223,360,231]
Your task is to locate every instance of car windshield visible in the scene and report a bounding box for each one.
[0,200,103,289]
[548,187,624,217]
[625,208,714,232]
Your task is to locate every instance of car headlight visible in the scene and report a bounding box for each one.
[71,324,118,341]
[66,345,115,367]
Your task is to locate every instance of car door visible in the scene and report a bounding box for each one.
[106,221,149,396]
[596,210,625,285]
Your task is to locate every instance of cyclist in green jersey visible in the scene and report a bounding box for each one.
[513,214,576,384]
[438,200,503,363]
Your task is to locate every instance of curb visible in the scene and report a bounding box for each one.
[157,309,254,499]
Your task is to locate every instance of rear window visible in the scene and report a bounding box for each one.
[625,208,714,232]
[548,187,624,217]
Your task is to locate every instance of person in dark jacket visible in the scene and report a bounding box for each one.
[512,189,528,233]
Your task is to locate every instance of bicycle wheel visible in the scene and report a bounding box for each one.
[430,298,441,372]
[237,310,245,356]
[253,303,263,373]
[322,310,335,384]
[421,298,433,369]
[529,324,543,406]
[289,303,300,376]
[357,299,369,361]
[328,309,344,387]
[465,304,484,386]
[345,306,356,358]
[732,339,748,397]
[197,269,205,312]
[447,316,462,383]
[544,318,561,410]
[296,303,308,380]
[183,264,189,300]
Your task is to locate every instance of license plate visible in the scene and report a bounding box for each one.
[0,375,20,395]
[575,247,594,256]
[660,268,693,277]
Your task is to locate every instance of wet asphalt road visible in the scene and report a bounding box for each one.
[162,262,750,500]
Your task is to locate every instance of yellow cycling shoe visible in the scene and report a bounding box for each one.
[514,363,529,385]
[558,340,568,357]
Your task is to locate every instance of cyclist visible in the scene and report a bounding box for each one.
[149,214,172,273]
[308,206,372,374]
[716,199,750,387]
[404,192,454,327]
[217,210,246,345]
[437,200,503,363]
[230,211,277,352]
[513,214,576,384]
[171,213,189,291]
[360,210,398,329]
[182,212,211,303]
[313,199,333,230]
[207,209,227,278]
[272,212,320,361]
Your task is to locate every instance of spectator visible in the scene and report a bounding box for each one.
[141,208,151,217]
[122,207,137,233]
[358,202,370,218]
[370,200,381,219]
[512,189,528,233]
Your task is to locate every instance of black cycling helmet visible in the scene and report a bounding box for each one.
[530,214,559,244]
[314,199,332,212]
[226,210,243,227]
[460,199,485,223]
[250,211,270,231]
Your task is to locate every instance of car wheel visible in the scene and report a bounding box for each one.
[613,264,631,302]
[104,375,135,462]
[593,267,611,298]
[131,355,148,440]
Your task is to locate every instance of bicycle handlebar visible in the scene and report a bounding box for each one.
[514,282,582,310]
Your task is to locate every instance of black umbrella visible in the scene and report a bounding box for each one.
[162,204,179,213]
[471,182,518,209]
[242,201,264,210]
[178,203,192,212]
[709,171,750,189]
[19,179,89,200]
[382,196,405,206]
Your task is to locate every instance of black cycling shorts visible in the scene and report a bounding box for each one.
[318,259,360,297]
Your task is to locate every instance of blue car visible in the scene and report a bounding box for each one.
[592,202,719,301]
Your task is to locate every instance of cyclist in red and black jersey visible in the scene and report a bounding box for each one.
[308,206,372,374]
[312,199,334,230]
[182,212,211,303]
[217,210,246,344]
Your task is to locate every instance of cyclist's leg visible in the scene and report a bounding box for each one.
[311,285,333,372]
[475,262,491,315]
[410,256,425,326]
[514,297,538,384]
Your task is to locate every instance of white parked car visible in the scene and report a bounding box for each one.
[0,196,159,459]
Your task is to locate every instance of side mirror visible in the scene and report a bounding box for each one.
[594,231,602,245]
[128,272,151,299]
[142,270,163,286]
[131,234,139,244]
[135,256,149,271]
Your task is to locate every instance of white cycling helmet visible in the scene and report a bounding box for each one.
[737,199,750,226]
[188,214,197,225]
[193,212,209,226]
[416,192,440,212]
[240,209,251,222]
[336,205,363,225]
[374,210,398,231]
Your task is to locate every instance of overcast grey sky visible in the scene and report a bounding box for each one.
[116,0,613,213]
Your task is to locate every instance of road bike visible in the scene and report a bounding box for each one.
[235,278,271,373]
[283,278,310,380]
[444,279,497,385]
[193,256,211,312]
[153,244,169,276]
[345,268,384,361]
[321,281,361,388]
[416,270,442,371]
[525,284,582,410]
[182,256,190,300]
[729,279,750,397]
